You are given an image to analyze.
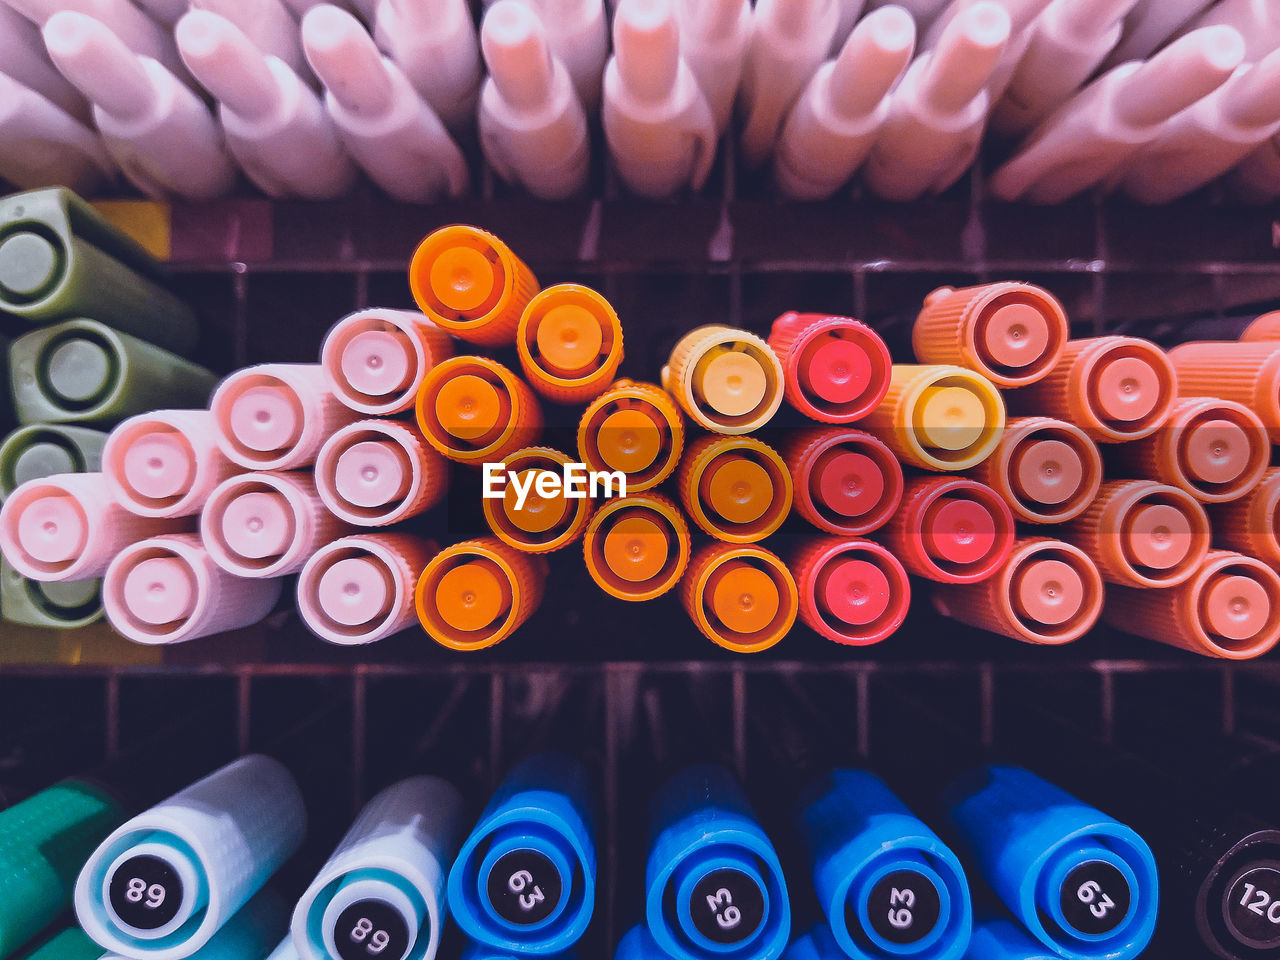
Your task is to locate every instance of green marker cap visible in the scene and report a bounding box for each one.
[1,556,103,629]
[0,424,107,499]
[12,927,104,960]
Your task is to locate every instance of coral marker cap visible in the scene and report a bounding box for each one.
[1239,311,1280,342]
[578,380,684,491]
[104,410,239,518]
[662,326,784,434]
[1011,558,1084,626]
[864,365,1005,471]
[483,446,594,553]
[317,419,448,526]
[783,427,903,536]
[322,307,455,416]
[417,538,548,651]
[1124,504,1192,570]
[1210,468,1280,569]
[768,312,891,422]
[922,497,997,566]
[677,435,791,543]
[417,356,543,464]
[880,476,1015,583]
[680,542,797,653]
[584,492,690,601]
[518,285,624,403]
[790,536,910,645]
[969,417,1102,524]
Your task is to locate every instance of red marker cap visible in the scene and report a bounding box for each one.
[879,476,1015,583]
[790,536,910,646]
[768,312,891,422]
[783,427,903,536]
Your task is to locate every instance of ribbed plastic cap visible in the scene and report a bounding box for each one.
[335,440,412,508]
[1204,573,1271,641]
[430,245,501,315]
[1184,418,1250,485]
[923,497,996,565]
[707,560,779,634]
[121,433,193,501]
[1092,355,1161,422]
[703,456,772,524]
[799,338,872,404]
[915,385,985,450]
[43,336,113,406]
[13,441,78,486]
[122,556,197,625]
[319,556,393,626]
[435,559,512,631]
[979,302,1050,369]
[536,303,604,376]
[0,231,61,300]
[435,374,504,442]
[230,384,303,452]
[504,468,571,533]
[598,408,661,473]
[1124,503,1192,570]
[341,329,414,397]
[603,515,669,582]
[1012,558,1084,626]
[1010,438,1082,505]
[17,494,86,563]
[816,558,889,625]
[219,490,293,560]
[810,449,884,519]
[696,350,768,417]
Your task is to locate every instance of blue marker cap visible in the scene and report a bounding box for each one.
[616,925,669,960]
[963,915,1057,959]
[448,753,597,955]
[782,923,849,960]
[645,765,790,960]
[942,766,1158,960]
[462,941,576,960]
[796,770,972,960]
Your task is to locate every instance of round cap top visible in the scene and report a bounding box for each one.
[1204,573,1270,641]
[598,408,661,473]
[123,556,196,625]
[341,329,414,398]
[436,560,510,632]
[435,375,502,441]
[978,302,1049,368]
[922,496,996,565]
[122,433,193,501]
[812,449,884,518]
[799,337,871,405]
[708,560,779,634]
[704,455,772,524]
[1093,355,1160,422]
[39,578,99,609]
[603,514,669,582]
[816,557,890,625]
[504,468,570,533]
[1011,438,1083,506]
[1184,418,1251,485]
[0,231,59,299]
[915,385,984,451]
[17,494,86,564]
[45,337,112,405]
[319,556,393,626]
[335,440,412,509]
[1125,503,1192,569]
[429,245,498,314]
[12,441,77,488]
[230,384,302,453]
[1013,557,1084,625]
[698,351,767,417]
[221,490,292,559]
[536,304,603,375]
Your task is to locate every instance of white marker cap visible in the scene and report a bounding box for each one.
[104,410,240,518]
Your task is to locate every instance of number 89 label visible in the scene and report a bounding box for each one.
[107,855,183,932]
[334,900,410,960]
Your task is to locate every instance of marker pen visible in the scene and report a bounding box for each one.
[189,0,314,86]
[0,73,113,194]
[616,924,670,960]
[176,11,356,200]
[416,537,549,652]
[773,6,915,201]
[1006,336,1175,443]
[583,492,691,601]
[104,411,240,519]
[862,365,1005,472]
[1,555,102,628]
[465,944,575,960]
[0,472,182,582]
[931,537,1104,645]
[962,915,1056,960]
[862,2,1010,201]
[266,937,301,960]
[1239,310,1280,341]
[202,470,354,579]
[1180,0,1280,62]
[42,11,238,202]
[577,380,685,493]
[298,533,439,645]
[13,927,105,960]
[967,417,1102,524]
[448,754,597,954]
[674,0,751,133]
[737,0,840,168]
[767,312,892,422]
[912,282,1069,388]
[0,2,91,123]
[879,476,1015,583]
[943,765,1158,960]
[75,755,305,959]
[528,0,609,112]
[1231,131,1280,203]
[1099,0,1216,69]
[10,320,218,428]
[130,0,188,25]
[1104,550,1280,660]
[409,226,540,348]
[676,435,792,543]
[322,308,455,416]
[603,0,718,198]
[478,1,590,202]
[0,423,106,498]
[782,427,904,536]
[517,285,623,403]
[1209,468,1280,569]
[316,419,449,527]
[300,4,469,204]
[680,542,797,654]
[0,188,199,356]
[989,26,1245,203]
[116,888,289,960]
[789,536,910,646]
[868,0,950,26]
[372,0,483,131]
[416,356,544,465]
[482,446,594,553]
[645,765,791,960]
[291,776,465,960]
[211,363,361,471]
[662,326,784,434]
[1168,341,1280,442]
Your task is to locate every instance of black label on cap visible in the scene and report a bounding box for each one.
[334,899,411,960]
[486,849,563,926]
[690,868,766,945]
[1059,861,1131,936]
[856,869,943,946]
[107,855,183,931]
[1224,864,1280,949]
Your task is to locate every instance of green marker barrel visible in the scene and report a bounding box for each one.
[1,556,102,629]
[12,927,104,960]
[0,424,106,498]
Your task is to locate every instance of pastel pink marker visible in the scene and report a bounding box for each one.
[201,470,356,577]
[315,419,449,526]
[0,472,182,582]
[297,533,439,645]
[103,532,283,644]
[211,363,361,470]
[321,307,456,415]
[103,410,240,518]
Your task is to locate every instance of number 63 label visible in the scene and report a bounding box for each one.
[487,849,562,926]
[864,870,942,946]
[1059,861,1131,937]
[690,869,766,946]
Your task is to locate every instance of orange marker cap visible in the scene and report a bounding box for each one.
[416,537,548,651]
[768,312,891,422]
[578,380,684,491]
[680,542,797,654]
[517,284,624,403]
[583,492,690,601]
[482,446,594,553]
[968,417,1102,524]
[1239,311,1280,342]
[789,535,910,646]
[1169,341,1280,442]
[677,435,792,543]
[880,475,1015,583]
[1209,468,1280,568]
[662,326,784,434]
[863,365,1005,471]
[783,427,903,536]
[416,355,543,464]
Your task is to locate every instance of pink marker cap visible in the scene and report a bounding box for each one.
[17,493,86,564]
[768,313,892,422]
[321,308,455,415]
[811,449,885,519]
[1123,503,1193,571]
[123,556,198,625]
[105,411,239,518]
[1204,573,1270,641]
[922,496,998,566]
[881,476,1015,584]
[784,427,904,536]
[799,338,874,405]
[816,558,891,626]
[789,536,910,646]
[1093,355,1161,423]
[220,491,293,559]
[1012,557,1084,626]
[316,420,448,526]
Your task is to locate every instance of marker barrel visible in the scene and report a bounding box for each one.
[577,380,685,492]
[409,225,540,348]
[583,492,691,601]
[1008,336,1177,443]
[1209,467,1280,567]
[645,765,791,960]
[615,924,668,960]
[967,416,1102,524]
[879,476,1015,583]
[797,769,972,960]
[517,285,624,403]
[1239,311,1280,341]
[298,533,438,645]
[1168,341,1280,441]
[417,356,544,465]
[863,365,1005,471]
[482,446,594,553]
[416,537,548,651]
[291,776,465,960]
[964,913,1078,960]
[912,282,1069,388]
[1,555,103,628]
[104,410,240,518]
[321,308,455,416]
[75,755,305,960]
[677,435,792,543]
[931,537,1103,645]
[316,419,448,527]
[783,427,903,536]
[11,319,218,427]
[789,536,910,646]
[767,312,891,423]
[14,927,106,960]
[662,326,785,434]
[1103,549,1280,660]
[942,765,1159,960]
[680,542,798,654]
[0,423,106,498]
[1059,479,1211,587]
[109,888,289,960]
[448,754,597,954]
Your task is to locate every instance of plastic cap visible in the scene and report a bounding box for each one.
[436,375,502,441]
[915,385,985,450]
[697,351,767,417]
[219,490,292,559]
[0,231,59,299]
[536,304,604,376]
[17,494,86,564]
[1093,356,1160,422]
[122,556,196,624]
[335,440,412,509]
[979,302,1050,369]
[1204,573,1270,641]
[341,329,414,398]
[230,384,302,452]
[811,449,885,519]
[923,496,996,564]
[704,456,772,524]
[1013,558,1084,625]
[430,245,499,314]
[598,409,661,473]
[816,558,890,625]
[1125,503,1192,570]
[436,560,511,631]
[1011,439,1082,506]
[12,441,78,486]
[122,433,193,501]
[503,468,570,533]
[603,515,669,582]
[1184,418,1250,485]
[319,556,393,626]
[799,339,872,405]
[708,560,779,633]
[45,337,112,404]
